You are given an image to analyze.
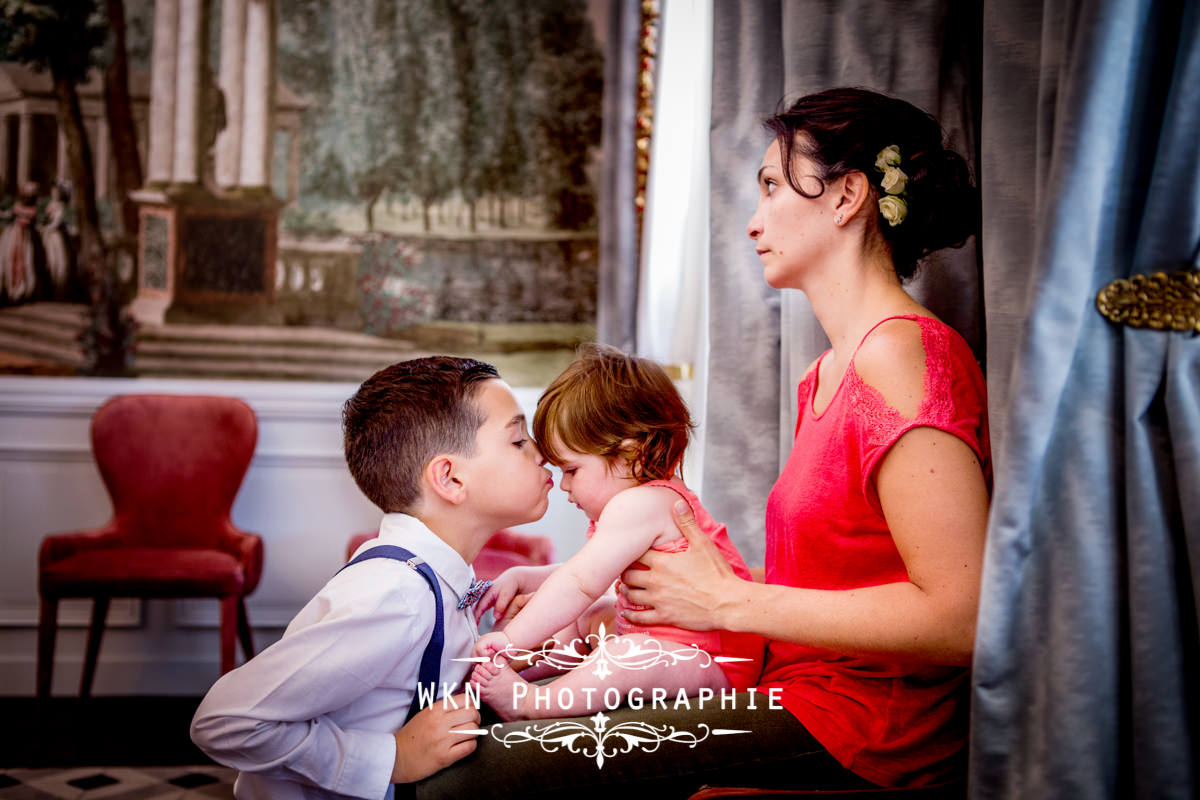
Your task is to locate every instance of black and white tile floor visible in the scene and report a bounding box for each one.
[0,766,235,799]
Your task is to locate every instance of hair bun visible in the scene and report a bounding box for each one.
[893,145,978,279]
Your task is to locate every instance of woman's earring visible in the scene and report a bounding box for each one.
[834,213,844,224]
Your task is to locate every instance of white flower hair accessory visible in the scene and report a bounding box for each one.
[874,145,908,227]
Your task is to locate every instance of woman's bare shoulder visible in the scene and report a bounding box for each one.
[852,317,929,419]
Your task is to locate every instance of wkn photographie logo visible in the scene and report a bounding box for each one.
[415,624,783,768]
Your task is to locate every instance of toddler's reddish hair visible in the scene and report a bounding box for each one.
[533,343,692,482]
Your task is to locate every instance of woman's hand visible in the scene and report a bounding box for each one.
[619,500,744,631]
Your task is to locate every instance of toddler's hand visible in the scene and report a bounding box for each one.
[472,630,512,663]
[391,692,480,783]
[473,564,556,623]
[493,592,532,631]
[473,569,521,623]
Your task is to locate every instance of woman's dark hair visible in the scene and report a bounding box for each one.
[764,87,977,280]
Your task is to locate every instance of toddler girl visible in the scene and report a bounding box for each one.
[471,343,763,720]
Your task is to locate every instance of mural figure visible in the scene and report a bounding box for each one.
[40,181,74,299]
[0,181,47,304]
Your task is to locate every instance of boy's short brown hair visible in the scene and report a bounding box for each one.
[343,356,499,513]
[533,343,692,482]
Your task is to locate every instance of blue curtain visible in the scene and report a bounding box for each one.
[970,0,1200,797]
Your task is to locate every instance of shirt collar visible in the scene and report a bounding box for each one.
[375,514,477,608]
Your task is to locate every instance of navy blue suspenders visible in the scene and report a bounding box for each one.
[338,545,445,723]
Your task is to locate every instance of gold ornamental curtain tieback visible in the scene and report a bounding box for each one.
[1097,240,1200,332]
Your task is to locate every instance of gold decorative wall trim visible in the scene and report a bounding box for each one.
[635,0,660,250]
[1096,271,1200,332]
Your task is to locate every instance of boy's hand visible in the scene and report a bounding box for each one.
[391,693,481,784]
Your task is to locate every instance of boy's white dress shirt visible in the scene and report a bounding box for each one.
[191,514,481,800]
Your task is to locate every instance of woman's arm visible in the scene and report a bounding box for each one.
[498,486,674,650]
[623,429,987,665]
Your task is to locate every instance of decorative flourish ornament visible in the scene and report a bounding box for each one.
[489,713,749,768]
[635,0,660,248]
[461,623,752,680]
[476,622,751,679]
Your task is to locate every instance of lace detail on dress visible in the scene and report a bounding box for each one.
[845,316,960,451]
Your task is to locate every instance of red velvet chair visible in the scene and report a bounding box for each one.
[686,780,966,799]
[346,527,554,580]
[37,394,263,697]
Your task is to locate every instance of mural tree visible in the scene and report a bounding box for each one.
[471,0,533,229]
[2,0,144,242]
[102,0,142,238]
[327,0,406,232]
[0,0,107,271]
[524,0,603,230]
[1,0,144,375]
[407,0,461,233]
[279,0,602,233]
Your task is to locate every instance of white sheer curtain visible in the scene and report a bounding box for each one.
[636,0,713,488]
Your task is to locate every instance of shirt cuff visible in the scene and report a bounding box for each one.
[332,729,396,799]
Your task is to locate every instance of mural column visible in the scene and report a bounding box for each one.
[239,0,276,191]
[216,0,246,189]
[287,130,300,202]
[56,130,68,183]
[0,117,8,191]
[16,112,31,188]
[171,0,205,186]
[146,0,178,185]
[132,0,281,327]
[94,118,109,201]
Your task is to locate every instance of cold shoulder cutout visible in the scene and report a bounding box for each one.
[850,317,930,421]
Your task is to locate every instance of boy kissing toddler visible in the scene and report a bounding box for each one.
[191,356,553,799]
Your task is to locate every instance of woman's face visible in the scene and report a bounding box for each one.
[746,139,835,290]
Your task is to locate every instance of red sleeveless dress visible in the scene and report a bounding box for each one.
[759,315,991,787]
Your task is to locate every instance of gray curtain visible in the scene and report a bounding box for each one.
[597,0,642,352]
[970,0,1200,796]
[704,0,983,565]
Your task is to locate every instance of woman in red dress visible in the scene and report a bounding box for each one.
[622,87,991,789]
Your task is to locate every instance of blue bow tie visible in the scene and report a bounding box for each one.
[457,578,492,610]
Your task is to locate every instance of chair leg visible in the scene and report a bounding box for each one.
[36,597,58,698]
[219,596,238,674]
[80,597,110,698]
[236,597,255,662]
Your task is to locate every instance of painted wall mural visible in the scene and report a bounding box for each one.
[0,0,605,385]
